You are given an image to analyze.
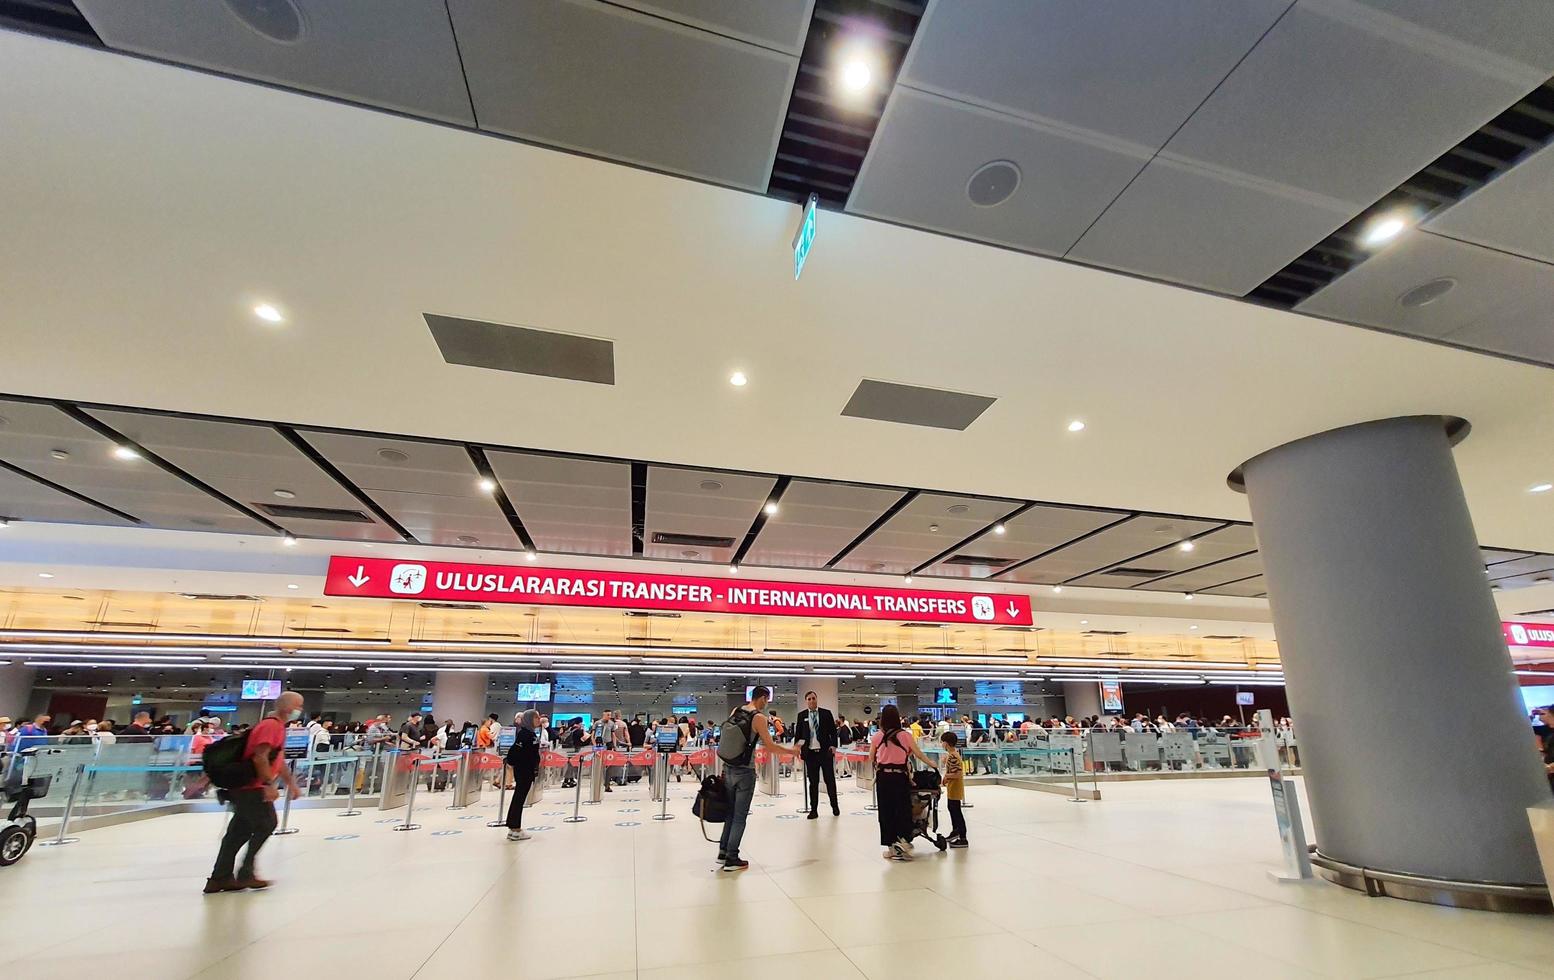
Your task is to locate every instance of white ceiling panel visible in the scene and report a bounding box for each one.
[849,87,1147,258]
[1000,515,1221,586]
[487,451,632,557]
[0,399,266,533]
[1349,0,1554,72]
[0,464,135,527]
[86,410,402,542]
[742,480,902,570]
[644,467,774,565]
[1161,3,1549,208]
[1136,550,1266,594]
[1067,155,1355,293]
[833,493,1020,576]
[611,0,813,55]
[901,0,1288,148]
[448,0,796,192]
[299,431,522,549]
[1067,522,1252,588]
[74,0,475,125]
[1424,141,1554,265]
[1200,574,1268,597]
[1297,232,1554,365]
[919,504,1125,580]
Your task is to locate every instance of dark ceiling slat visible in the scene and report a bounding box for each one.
[987,513,1137,581]
[1132,549,1259,589]
[730,475,791,567]
[823,489,915,568]
[468,446,536,552]
[1060,521,1234,586]
[273,424,417,543]
[0,456,141,524]
[629,461,648,557]
[910,501,1032,575]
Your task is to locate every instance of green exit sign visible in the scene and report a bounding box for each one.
[792,193,817,280]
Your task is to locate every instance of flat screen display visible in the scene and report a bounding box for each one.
[516,682,552,701]
[934,686,957,705]
[1236,691,1256,705]
[654,727,680,749]
[240,679,282,700]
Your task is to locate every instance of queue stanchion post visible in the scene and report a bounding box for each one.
[562,754,587,824]
[487,759,510,829]
[39,763,85,848]
[651,752,674,822]
[274,776,300,835]
[795,754,810,814]
[1069,747,1086,804]
[339,756,362,817]
[395,759,423,832]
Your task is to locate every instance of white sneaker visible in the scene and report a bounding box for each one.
[890,842,913,861]
[507,830,531,841]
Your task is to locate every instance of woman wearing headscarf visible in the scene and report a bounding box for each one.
[505,710,543,841]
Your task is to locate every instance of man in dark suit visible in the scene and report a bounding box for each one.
[793,690,839,818]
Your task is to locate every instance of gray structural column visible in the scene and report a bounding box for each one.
[0,664,35,720]
[432,671,488,727]
[1063,681,1102,720]
[1237,416,1545,886]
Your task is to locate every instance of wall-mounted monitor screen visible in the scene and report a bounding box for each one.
[240,679,282,700]
[934,686,958,705]
[516,682,552,701]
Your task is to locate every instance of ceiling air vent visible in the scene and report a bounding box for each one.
[177,594,262,602]
[899,622,946,629]
[419,602,489,611]
[995,625,1044,632]
[1082,629,1129,636]
[998,647,1036,652]
[651,532,736,549]
[289,626,352,633]
[1203,634,1246,641]
[943,555,1015,567]
[623,611,681,619]
[1103,567,1170,578]
[846,643,887,649]
[467,631,526,638]
[87,620,157,629]
[425,313,614,385]
[922,645,956,651]
[257,503,373,523]
[841,379,996,431]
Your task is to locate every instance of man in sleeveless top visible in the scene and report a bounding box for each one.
[718,687,798,871]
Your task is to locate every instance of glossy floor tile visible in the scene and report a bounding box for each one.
[2,777,1546,978]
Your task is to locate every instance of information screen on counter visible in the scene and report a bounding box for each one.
[283,730,312,759]
[655,728,679,750]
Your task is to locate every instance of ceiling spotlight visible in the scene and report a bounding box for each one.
[728,564,739,574]
[840,58,871,93]
[286,584,299,590]
[1079,620,1089,625]
[993,523,1006,535]
[526,550,538,562]
[764,502,779,516]
[1530,483,1553,494]
[282,534,298,547]
[729,371,748,387]
[112,445,140,461]
[253,303,285,323]
[927,523,939,533]
[1361,214,1409,247]
[1067,420,1085,433]
[1052,586,1063,594]
[1184,593,1195,601]
[1178,541,1195,552]
[273,489,296,499]
[478,477,497,493]
[903,574,913,584]
[37,572,54,579]
[1189,625,1198,631]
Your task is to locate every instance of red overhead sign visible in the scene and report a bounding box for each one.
[324,555,1035,626]
[1504,621,1554,649]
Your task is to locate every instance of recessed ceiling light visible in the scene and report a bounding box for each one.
[839,58,871,92]
[1067,420,1085,433]
[729,371,748,387]
[1052,586,1063,594]
[1189,625,1198,631]
[526,550,538,562]
[272,489,296,499]
[477,477,496,493]
[253,303,285,323]
[993,523,1007,535]
[286,584,299,590]
[1178,541,1195,552]
[728,564,739,574]
[38,573,53,579]
[1530,483,1553,494]
[1079,620,1088,625]
[764,502,779,516]
[112,445,140,461]
[282,534,298,547]
[1184,593,1195,601]
[1361,214,1409,247]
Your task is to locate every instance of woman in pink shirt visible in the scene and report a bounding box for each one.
[868,704,937,861]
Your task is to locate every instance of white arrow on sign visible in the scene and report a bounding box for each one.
[348,566,370,587]
[1005,601,1019,617]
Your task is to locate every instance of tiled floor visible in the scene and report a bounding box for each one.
[3,776,1549,978]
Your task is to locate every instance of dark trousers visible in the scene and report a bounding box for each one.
[947,798,967,840]
[717,764,756,859]
[875,771,913,846]
[507,768,536,830]
[211,788,277,881]
[802,748,837,813]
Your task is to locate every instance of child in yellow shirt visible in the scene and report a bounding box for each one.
[940,730,968,848]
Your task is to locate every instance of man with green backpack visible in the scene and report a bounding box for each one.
[714,686,798,872]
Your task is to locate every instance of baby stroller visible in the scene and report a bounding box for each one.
[0,754,50,866]
[910,768,948,852]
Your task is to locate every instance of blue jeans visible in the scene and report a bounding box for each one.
[718,764,756,858]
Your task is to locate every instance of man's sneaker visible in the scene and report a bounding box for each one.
[234,877,272,890]
[831,804,840,816]
[948,837,969,849]
[889,842,913,861]
[721,857,749,872]
[202,877,242,895]
[807,811,818,820]
[507,830,531,841]
[716,851,726,863]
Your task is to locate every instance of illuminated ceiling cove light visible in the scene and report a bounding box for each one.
[993,523,1006,535]
[1530,483,1553,494]
[1178,540,1195,552]
[729,371,748,387]
[1361,214,1408,246]
[112,445,140,461]
[764,501,779,516]
[253,303,285,323]
[1067,420,1085,433]
[840,58,871,92]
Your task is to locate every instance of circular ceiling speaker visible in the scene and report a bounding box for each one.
[1399,277,1456,308]
[223,0,305,43]
[456,535,478,545]
[947,504,970,515]
[698,479,723,492]
[681,549,700,559]
[273,488,296,499]
[377,448,409,463]
[967,160,1021,207]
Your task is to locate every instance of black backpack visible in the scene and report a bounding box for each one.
[201,730,256,789]
[716,707,756,766]
[691,774,729,841]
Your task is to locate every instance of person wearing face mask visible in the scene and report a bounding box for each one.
[504,710,543,841]
[204,691,302,894]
